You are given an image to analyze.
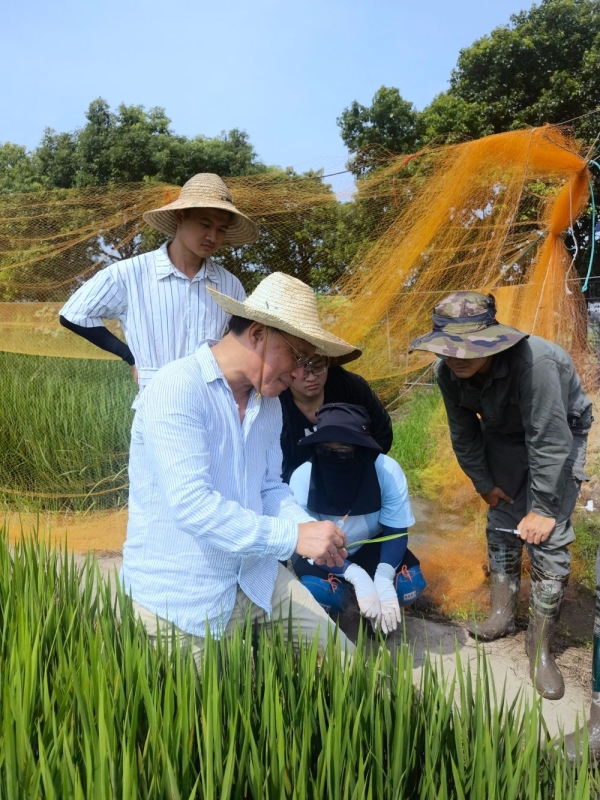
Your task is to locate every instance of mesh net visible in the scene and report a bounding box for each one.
[0,124,595,528]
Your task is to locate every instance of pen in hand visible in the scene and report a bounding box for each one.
[494,526,521,536]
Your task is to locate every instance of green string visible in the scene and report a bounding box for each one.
[349,531,409,548]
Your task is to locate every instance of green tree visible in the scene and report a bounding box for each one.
[337,0,600,294]
[0,143,43,193]
[0,101,353,299]
[448,0,600,141]
[215,169,356,293]
[339,1,600,163]
[337,87,421,177]
[29,98,267,189]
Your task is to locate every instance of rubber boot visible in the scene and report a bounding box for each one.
[467,544,521,641]
[564,623,600,761]
[526,568,568,700]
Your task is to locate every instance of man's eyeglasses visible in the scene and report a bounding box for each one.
[315,444,355,459]
[303,360,329,378]
[276,330,314,370]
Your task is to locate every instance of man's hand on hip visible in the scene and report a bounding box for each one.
[517,511,556,544]
[130,364,139,387]
[296,521,348,568]
[480,486,513,507]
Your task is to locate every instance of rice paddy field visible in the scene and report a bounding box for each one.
[0,352,136,513]
[0,535,598,799]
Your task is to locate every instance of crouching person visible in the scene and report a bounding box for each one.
[289,403,425,634]
[121,273,362,663]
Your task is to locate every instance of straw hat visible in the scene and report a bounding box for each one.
[207,272,361,359]
[409,291,528,358]
[143,173,259,247]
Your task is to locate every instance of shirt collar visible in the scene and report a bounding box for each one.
[154,243,219,284]
[195,342,225,384]
[195,343,263,409]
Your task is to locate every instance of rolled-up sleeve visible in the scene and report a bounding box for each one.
[59,265,126,327]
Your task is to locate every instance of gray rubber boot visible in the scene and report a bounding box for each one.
[467,544,521,641]
[564,625,600,761]
[526,569,568,700]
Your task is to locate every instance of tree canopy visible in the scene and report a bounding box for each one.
[0,98,267,194]
[339,0,600,174]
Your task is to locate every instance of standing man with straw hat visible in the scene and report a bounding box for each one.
[121,272,361,659]
[410,291,592,701]
[60,174,257,398]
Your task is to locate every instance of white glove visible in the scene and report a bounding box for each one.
[344,563,381,622]
[374,563,402,634]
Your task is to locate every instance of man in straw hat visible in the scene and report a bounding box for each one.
[121,272,362,660]
[410,291,592,701]
[60,173,257,397]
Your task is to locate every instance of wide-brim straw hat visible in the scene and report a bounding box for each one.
[409,290,528,358]
[207,272,361,359]
[143,173,259,247]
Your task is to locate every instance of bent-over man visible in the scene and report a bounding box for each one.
[121,272,361,660]
[411,291,592,701]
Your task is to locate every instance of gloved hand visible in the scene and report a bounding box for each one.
[344,563,381,622]
[374,563,402,634]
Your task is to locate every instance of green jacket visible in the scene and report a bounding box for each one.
[435,336,592,517]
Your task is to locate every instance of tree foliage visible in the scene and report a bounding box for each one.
[337,0,600,294]
[0,100,358,296]
[339,0,600,170]
[1,98,267,194]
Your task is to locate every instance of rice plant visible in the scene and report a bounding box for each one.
[0,353,135,511]
[390,386,441,493]
[0,531,597,798]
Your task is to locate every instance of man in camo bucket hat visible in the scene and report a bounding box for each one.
[411,291,593,709]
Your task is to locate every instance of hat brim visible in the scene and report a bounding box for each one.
[297,425,383,451]
[315,348,362,366]
[143,200,259,247]
[207,286,361,359]
[409,325,528,358]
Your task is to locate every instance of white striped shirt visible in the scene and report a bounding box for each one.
[121,343,312,637]
[59,243,245,392]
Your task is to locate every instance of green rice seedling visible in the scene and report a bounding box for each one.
[1,530,600,798]
[389,387,440,494]
[0,352,135,511]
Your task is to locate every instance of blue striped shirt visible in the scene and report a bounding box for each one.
[121,343,312,637]
[59,243,245,392]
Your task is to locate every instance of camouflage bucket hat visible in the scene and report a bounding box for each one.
[409,291,528,358]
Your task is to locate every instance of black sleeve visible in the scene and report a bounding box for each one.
[59,316,135,365]
[326,368,394,453]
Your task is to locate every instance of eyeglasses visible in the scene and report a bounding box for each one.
[315,444,355,459]
[303,360,329,377]
[276,330,314,370]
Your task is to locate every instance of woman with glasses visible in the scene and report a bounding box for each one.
[288,403,425,634]
[279,351,393,483]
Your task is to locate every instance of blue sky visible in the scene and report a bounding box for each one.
[1,0,533,186]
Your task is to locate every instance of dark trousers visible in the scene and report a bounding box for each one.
[484,431,588,578]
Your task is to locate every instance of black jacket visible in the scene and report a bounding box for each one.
[279,366,393,483]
